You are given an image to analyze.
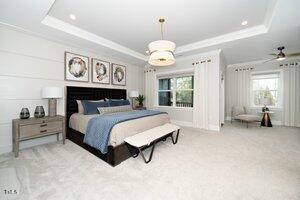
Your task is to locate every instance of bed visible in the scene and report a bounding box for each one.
[66,86,169,166]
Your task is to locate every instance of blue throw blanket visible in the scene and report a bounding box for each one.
[83,110,166,154]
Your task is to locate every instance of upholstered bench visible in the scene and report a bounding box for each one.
[124,123,180,163]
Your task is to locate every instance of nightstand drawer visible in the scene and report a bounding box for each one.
[19,121,63,140]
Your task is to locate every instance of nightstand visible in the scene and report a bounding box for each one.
[12,115,65,157]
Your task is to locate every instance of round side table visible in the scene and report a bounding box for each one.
[260,111,274,127]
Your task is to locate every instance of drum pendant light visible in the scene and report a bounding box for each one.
[148,18,176,66]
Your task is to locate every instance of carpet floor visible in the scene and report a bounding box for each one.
[0,123,299,200]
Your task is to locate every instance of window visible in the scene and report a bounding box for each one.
[251,72,281,107]
[158,75,194,108]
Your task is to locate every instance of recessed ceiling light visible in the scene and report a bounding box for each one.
[241,20,248,26]
[145,50,150,54]
[69,14,76,20]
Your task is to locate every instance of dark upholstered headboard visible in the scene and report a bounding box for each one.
[66,86,127,125]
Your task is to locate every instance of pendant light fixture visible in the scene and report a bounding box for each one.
[148,18,176,66]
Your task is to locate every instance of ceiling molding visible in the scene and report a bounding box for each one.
[175,25,268,54]
[263,0,279,29]
[175,0,278,55]
[41,15,147,61]
[0,22,144,67]
[227,60,266,68]
[176,49,222,62]
[227,57,300,68]
[40,0,278,63]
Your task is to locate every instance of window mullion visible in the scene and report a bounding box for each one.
[173,77,176,107]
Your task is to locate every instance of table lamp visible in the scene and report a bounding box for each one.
[129,90,139,108]
[262,98,271,112]
[42,87,63,117]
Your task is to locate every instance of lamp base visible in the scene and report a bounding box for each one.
[48,99,57,117]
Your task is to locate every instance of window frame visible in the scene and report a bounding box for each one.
[157,75,194,109]
[250,70,282,109]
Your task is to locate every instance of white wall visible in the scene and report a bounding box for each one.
[0,25,144,154]
[219,53,226,125]
[146,50,223,130]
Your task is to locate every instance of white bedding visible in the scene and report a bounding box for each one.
[69,112,169,146]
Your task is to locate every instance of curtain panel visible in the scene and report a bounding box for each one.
[282,66,300,127]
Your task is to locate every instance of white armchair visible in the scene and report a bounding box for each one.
[231,106,260,128]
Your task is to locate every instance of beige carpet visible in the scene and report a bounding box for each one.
[0,123,299,200]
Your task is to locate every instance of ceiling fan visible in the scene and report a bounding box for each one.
[264,46,300,63]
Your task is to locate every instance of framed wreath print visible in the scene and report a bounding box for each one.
[64,52,89,82]
[111,63,126,86]
[92,58,110,84]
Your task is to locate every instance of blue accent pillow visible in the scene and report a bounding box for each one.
[81,100,109,115]
[108,99,130,107]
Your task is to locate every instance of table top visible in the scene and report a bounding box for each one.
[259,111,274,114]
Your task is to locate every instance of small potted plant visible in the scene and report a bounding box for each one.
[135,94,145,108]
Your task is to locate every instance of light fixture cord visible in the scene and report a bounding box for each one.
[160,21,164,40]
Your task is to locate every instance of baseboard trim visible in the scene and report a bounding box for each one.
[208,124,220,131]
[170,120,193,127]
[272,121,282,126]
[0,145,12,155]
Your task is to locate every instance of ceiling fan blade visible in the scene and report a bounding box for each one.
[286,53,300,57]
[263,58,277,63]
[268,53,277,56]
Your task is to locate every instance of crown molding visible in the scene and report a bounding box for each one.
[176,25,268,55]
[175,0,278,55]
[227,56,300,68]
[264,0,279,29]
[39,0,277,62]
[0,21,144,67]
[176,49,222,62]
[227,60,265,68]
[41,15,147,61]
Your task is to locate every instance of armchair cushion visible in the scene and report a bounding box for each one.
[232,106,245,117]
[234,114,260,122]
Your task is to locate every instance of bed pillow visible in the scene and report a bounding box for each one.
[105,98,124,101]
[81,100,109,115]
[98,105,132,115]
[108,99,130,107]
[76,100,104,114]
[76,100,84,114]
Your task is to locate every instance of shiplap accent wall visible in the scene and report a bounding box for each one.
[0,25,145,154]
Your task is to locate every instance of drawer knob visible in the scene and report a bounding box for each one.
[40,130,47,133]
[40,124,47,127]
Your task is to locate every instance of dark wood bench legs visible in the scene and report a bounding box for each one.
[139,141,156,164]
[171,129,180,144]
[132,130,180,164]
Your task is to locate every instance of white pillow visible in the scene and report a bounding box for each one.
[76,100,104,114]
[98,105,132,115]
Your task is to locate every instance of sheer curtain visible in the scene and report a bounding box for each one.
[234,69,251,107]
[144,68,156,109]
[193,61,209,129]
[282,65,300,127]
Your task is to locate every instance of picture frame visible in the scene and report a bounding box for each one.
[64,51,89,82]
[111,63,126,86]
[92,58,110,84]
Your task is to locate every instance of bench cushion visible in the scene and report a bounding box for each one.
[234,114,260,122]
[124,123,180,148]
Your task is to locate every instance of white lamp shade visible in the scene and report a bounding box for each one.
[148,40,176,52]
[42,87,63,99]
[148,51,175,66]
[262,98,272,105]
[129,90,139,98]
